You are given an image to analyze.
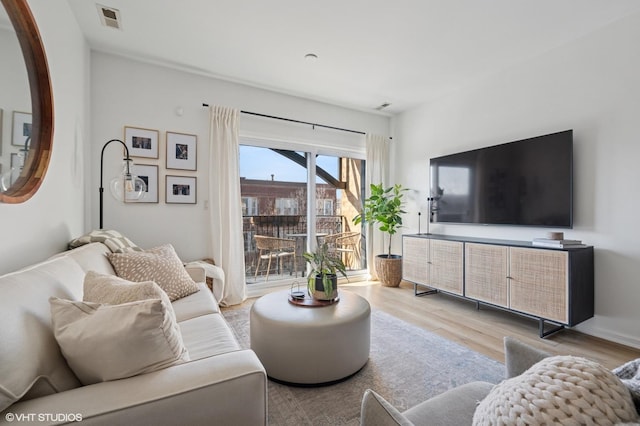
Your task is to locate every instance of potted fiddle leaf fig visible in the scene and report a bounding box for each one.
[303,243,347,300]
[354,183,408,287]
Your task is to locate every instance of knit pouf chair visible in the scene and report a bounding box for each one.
[473,355,639,426]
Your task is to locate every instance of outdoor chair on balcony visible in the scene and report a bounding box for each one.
[254,235,298,281]
[322,231,361,269]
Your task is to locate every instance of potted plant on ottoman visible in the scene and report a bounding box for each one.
[303,243,347,300]
[354,183,407,287]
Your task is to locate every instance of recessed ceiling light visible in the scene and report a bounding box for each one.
[304,53,318,61]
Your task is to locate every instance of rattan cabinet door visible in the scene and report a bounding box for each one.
[509,247,568,323]
[402,236,429,285]
[429,239,464,295]
[465,243,509,307]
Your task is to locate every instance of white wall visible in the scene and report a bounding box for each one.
[90,52,389,262]
[0,0,89,275]
[393,11,640,348]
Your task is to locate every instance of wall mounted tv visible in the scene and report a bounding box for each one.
[429,130,573,228]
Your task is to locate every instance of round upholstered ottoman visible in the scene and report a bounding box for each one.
[250,289,371,385]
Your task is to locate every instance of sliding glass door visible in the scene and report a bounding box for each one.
[314,154,365,272]
[240,142,366,285]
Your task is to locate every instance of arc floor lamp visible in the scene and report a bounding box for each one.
[99,139,146,229]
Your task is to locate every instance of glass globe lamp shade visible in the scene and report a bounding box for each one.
[108,159,146,202]
[1,167,21,192]
[0,151,26,192]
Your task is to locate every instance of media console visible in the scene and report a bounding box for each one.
[402,234,594,338]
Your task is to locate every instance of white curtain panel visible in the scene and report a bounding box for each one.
[208,106,246,306]
[364,133,390,281]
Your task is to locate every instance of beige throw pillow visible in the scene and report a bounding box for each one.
[82,271,176,319]
[49,297,189,385]
[107,244,199,301]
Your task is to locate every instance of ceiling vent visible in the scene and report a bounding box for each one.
[96,4,122,30]
[375,102,391,111]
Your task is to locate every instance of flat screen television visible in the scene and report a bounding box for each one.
[429,130,573,228]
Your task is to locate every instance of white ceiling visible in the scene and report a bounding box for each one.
[66,0,640,114]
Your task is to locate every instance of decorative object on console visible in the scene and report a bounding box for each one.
[107,243,200,301]
[165,175,196,204]
[166,131,197,171]
[99,139,147,229]
[354,183,408,287]
[124,126,159,159]
[303,242,347,300]
[532,237,583,248]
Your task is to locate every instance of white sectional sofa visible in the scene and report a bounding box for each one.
[0,242,267,425]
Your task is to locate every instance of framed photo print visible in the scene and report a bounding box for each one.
[166,132,197,171]
[12,111,32,147]
[166,175,196,204]
[128,164,158,203]
[124,126,159,158]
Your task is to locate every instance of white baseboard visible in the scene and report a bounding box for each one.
[574,324,640,350]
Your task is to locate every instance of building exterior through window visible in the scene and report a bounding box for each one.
[239,145,366,284]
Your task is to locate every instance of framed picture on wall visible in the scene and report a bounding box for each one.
[124,126,159,158]
[165,175,196,204]
[128,164,158,203]
[12,111,32,147]
[166,131,197,171]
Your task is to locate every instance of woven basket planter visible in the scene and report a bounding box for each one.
[375,255,403,287]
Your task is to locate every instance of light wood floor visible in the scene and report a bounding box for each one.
[230,280,640,370]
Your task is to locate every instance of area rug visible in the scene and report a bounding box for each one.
[222,300,504,425]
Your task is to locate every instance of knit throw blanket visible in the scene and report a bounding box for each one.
[613,358,640,415]
[68,229,142,253]
[473,355,639,425]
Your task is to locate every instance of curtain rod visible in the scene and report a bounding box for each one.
[202,103,391,139]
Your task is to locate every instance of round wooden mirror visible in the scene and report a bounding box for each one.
[0,0,53,203]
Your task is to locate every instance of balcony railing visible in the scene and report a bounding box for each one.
[243,215,354,283]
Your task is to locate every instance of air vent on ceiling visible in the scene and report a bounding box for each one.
[96,4,122,30]
[375,102,391,111]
